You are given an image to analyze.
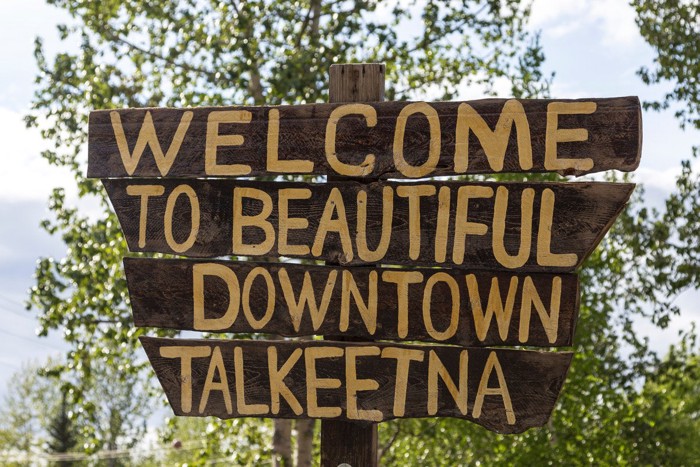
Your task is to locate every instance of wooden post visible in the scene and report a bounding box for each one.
[329,63,385,102]
[320,63,384,467]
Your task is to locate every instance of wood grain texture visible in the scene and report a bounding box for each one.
[88,96,641,179]
[104,179,634,271]
[329,63,385,103]
[140,336,573,434]
[324,62,383,467]
[125,258,579,347]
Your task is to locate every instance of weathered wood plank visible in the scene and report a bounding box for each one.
[125,258,579,347]
[329,62,385,103]
[140,337,573,434]
[88,97,641,179]
[324,63,383,467]
[104,179,633,271]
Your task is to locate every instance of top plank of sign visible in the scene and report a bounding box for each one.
[87,97,642,179]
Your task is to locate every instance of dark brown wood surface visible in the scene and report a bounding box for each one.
[125,258,579,347]
[323,62,383,467]
[88,96,641,179]
[329,62,385,103]
[140,336,572,434]
[104,179,633,271]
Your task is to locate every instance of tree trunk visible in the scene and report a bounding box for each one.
[268,334,293,467]
[273,419,293,467]
[296,418,315,467]
[294,334,315,467]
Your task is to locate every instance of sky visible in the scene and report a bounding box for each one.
[0,0,698,401]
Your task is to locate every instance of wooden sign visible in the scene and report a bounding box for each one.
[88,64,641,448]
[140,336,573,434]
[125,258,579,347]
[105,179,633,271]
[87,97,641,179]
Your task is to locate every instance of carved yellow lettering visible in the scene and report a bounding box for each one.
[193,263,240,331]
[278,188,312,256]
[434,186,451,263]
[125,184,164,248]
[340,270,377,335]
[393,103,441,178]
[234,346,269,415]
[199,346,232,414]
[325,104,377,176]
[423,273,460,341]
[159,345,211,414]
[454,100,532,172]
[268,346,303,415]
[519,276,561,344]
[356,187,393,262]
[312,188,354,262]
[472,351,515,424]
[493,186,534,269]
[381,271,424,338]
[346,346,382,421]
[452,186,494,264]
[305,347,343,418]
[381,347,424,417]
[232,187,275,255]
[467,275,518,342]
[267,108,314,173]
[111,110,192,176]
[164,184,200,253]
[537,188,577,267]
[544,102,596,172]
[241,267,275,330]
[397,185,437,260]
[278,268,338,332]
[428,349,468,415]
[205,110,252,175]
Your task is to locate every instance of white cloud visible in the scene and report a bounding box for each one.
[418,74,514,101]
[531,0,641,48]
[0,107,78,202]
[634,165,682,194]
[529,0,582,28]
[633,288,700,355]
[588,1,639,47]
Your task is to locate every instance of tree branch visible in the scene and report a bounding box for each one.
[102,27,217,79]
[81,319,130,325]
[295,4,314,48]
[310,0,322,42]
[230,0,241,17]
[401,3,490,56]
[378,422,402,461]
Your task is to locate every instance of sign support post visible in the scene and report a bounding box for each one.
[321,63,384,467]
[88,60,643,466]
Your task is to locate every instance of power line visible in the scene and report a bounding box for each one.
[0,359,20,370]
[0,439,208,463]
[0,328,64,351]
[0,303,35,321]
[0,303,65,351]
[0,293,25,308]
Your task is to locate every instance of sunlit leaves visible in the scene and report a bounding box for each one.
[26,0,700,463]
[632,0,700,130]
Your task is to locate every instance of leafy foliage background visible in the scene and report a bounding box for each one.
[3,0,697,464]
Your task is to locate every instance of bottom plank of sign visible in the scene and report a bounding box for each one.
[141,337,572,434]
